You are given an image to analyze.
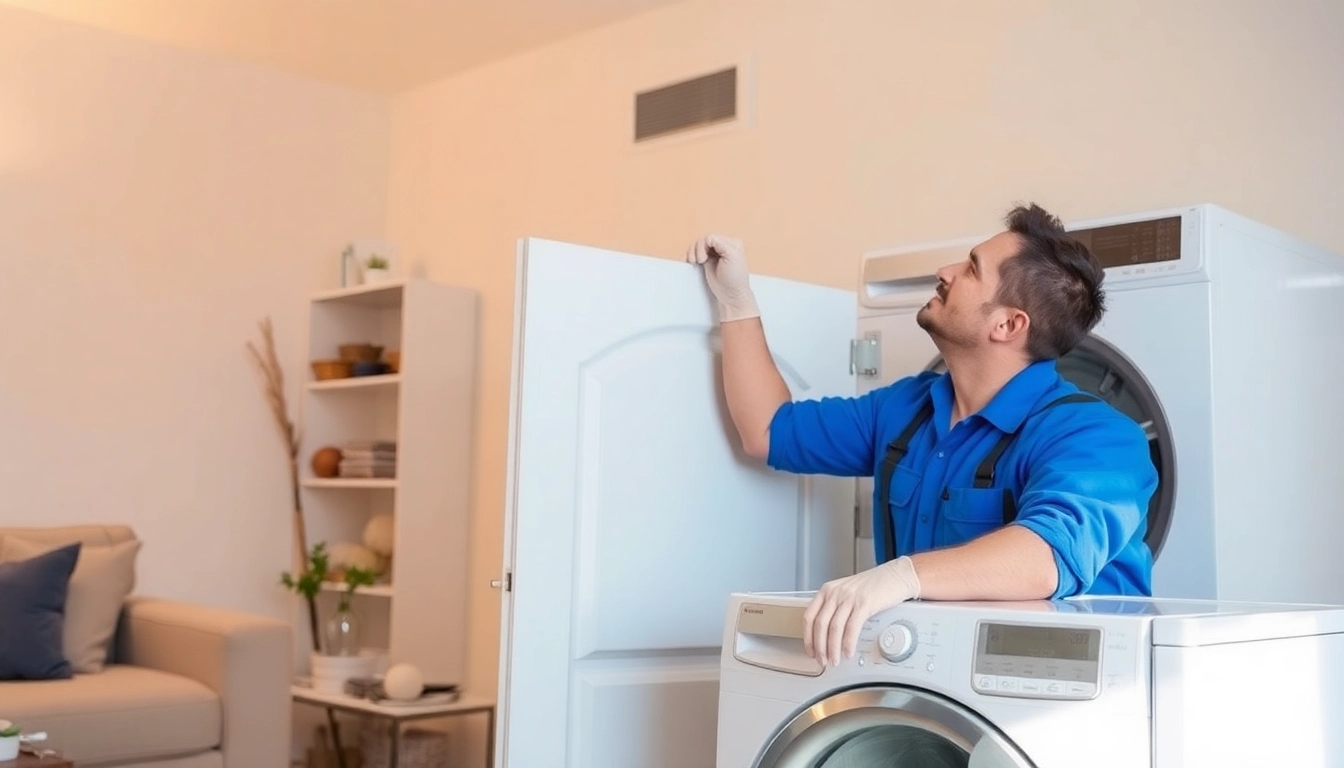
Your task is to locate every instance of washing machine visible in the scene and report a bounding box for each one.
[850,203,1344,604]
[717,591,1344,768]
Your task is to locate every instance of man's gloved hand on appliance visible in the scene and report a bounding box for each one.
[803,556,922,667]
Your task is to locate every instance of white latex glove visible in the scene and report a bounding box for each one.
[803,555,922,667]
[686,234,761,322]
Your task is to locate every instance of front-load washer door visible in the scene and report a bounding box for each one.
[925,332,1175,561]
[755,687,1034,768]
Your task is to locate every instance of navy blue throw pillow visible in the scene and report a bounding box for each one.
[0,541,81,680]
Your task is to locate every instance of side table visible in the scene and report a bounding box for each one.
[10,752,74,767]
[291,685,494,768]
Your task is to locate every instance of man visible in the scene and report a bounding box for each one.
[687,203,1157,669]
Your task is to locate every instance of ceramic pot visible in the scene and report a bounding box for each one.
[0,719,19,761]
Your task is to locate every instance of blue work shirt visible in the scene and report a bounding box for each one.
[767,359,1156,598]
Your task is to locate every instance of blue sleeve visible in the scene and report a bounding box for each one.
[765,393,882,477]
[1011,408,1158,598]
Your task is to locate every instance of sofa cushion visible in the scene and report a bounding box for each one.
[0,536,141,674]
[0,664,221,765]
[0,542,80,681]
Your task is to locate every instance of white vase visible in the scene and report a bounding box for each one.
[362,267,391,285]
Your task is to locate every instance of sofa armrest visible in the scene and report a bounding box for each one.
[119,595,293,768]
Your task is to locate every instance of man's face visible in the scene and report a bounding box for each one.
[915,231,1022,348]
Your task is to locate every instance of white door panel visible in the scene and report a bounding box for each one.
[498,238,855,768]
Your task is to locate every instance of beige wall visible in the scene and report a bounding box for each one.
[387,0,1344,701]
[0,5,390,618]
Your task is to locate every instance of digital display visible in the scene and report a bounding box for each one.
[982,623,1100,662]
[1069,215,1183,269]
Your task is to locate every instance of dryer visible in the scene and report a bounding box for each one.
[852,203,1344,604]
[717,591,1344,768]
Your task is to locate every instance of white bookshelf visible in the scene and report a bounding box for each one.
[297,276,477,687]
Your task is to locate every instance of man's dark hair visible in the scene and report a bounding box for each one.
[994,203,1106,361]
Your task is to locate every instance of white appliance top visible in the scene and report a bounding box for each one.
[732,591,1344,647]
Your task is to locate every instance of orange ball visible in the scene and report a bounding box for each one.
[311,447,342,478]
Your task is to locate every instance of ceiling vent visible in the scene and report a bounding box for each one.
[634,66,737,142]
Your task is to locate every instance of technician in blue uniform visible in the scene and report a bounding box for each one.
[687,203,1157,669]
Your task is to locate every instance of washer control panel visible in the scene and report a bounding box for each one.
[971,620,1102,700]
[858,616,947,685]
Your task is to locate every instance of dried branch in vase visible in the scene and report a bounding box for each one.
[246,317,300,460]
[247,316,319,652]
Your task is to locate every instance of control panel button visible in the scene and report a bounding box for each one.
[877,620,917,663]
[974,675,1099,701]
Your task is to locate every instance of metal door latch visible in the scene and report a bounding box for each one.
[850,335,880,378]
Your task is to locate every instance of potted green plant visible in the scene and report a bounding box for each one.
[280,542,378,655]
[0,720,20,760]
[325,564,377,656]
[282,542,380,700]
[362,253,391,284]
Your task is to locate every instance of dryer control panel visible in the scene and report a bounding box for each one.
[1065,205,1208,285]
[970,620,1102,701]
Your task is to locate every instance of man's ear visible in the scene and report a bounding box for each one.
[990,307,1030,344]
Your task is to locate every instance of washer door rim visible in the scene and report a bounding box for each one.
[753,685,1036,768]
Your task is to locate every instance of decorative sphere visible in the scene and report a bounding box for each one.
[363,513,395,557]
[311,447,342,478]
[383,663,424,701]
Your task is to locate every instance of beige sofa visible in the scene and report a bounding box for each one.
[0,525,293,767]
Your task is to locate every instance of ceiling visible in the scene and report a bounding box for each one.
[1,0,686,94]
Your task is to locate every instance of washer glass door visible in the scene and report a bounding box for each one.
[756,687,1033,768]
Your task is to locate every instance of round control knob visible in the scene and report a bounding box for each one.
[878,620,917,663]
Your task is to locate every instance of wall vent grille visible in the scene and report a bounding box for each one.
[634,67,737,142]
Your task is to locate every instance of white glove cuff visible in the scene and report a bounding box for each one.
[886,555,922,600]
[717,291,761,323]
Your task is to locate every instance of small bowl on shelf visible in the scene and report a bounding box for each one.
[312,360,354,380]
[352,361,390,377]
[339,343,384,363]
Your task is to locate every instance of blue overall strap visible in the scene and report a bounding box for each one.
[877,399,935,563]
[974,392,1100,524]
